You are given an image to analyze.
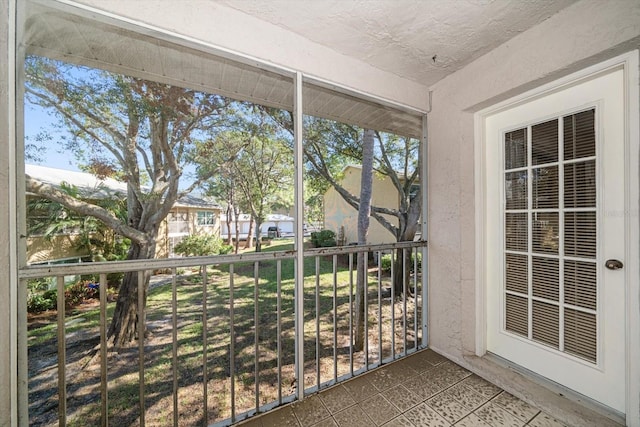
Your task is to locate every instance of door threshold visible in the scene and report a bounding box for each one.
[449,350,625,426]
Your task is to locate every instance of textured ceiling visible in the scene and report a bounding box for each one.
[218,0,577,86]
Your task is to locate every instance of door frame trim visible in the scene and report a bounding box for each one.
[473,50,639,425]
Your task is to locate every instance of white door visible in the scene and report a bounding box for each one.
[485,68,626,413]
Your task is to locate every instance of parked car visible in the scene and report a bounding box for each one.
[267,226,281,238]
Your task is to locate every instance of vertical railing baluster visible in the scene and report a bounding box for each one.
[229,264,236,423]
[390,252,395,359]
[276,260,282,405]
[254,261,260,413]
[403,248,408,356]
[315,256,320,388]
[99,273,108,427]
[377,251,382,364]
[203,266,209,425]
[171,268,178,427]
[56,275,66,426]
[414,247,419,351]
[332,254,338,383]
[138,270,145,427]
[364,250,369,369]
[348,253,354,376]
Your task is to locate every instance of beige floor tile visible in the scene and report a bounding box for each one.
[527,412,568,427]
[258,406,301,427]
[382,414,416,427]
[474,401,525,427]
[369,361,419,392]
[453,413,493,427]
[426,391,472,424]
[238,417,264,427]
[384,384,424,412]
[359,393,401,426]
[402,369,452,400]
[333,404,375,427]
[404,402,451,427]
[492,391,540,422]
[341,374,376,403]
[410,349,447,370]
[310,417,339,427]
[291,395,331,427]
[319,385,356,414]
[443,383,490,411]
[438,361,473,382]
[459,375,502,399]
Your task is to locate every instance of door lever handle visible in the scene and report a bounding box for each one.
[605,259,623,270]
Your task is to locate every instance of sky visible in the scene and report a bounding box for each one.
[24,100,81,172]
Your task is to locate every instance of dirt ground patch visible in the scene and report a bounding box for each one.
[27,268,421,426]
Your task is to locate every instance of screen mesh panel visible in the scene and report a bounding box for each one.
[503,108,597,363]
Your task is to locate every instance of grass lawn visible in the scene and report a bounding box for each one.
[27,239,422,426]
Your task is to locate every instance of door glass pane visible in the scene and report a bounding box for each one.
[564,260,596,310]
[505,213,528,252]
[506,253,528,294]
[532,166,558,209]
[505,171,527,210]
[532,256,559,301]
[564,309,597,362]
[532,119,558,165]
[506,294,528,337]
[564,109,595,160]
[532,300,559,349]
[564,212,596,258]
[505,128,527,170]
[532,212,558,254]
[564,160,596,208]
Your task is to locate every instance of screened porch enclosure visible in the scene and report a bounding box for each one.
[18,1,428,425]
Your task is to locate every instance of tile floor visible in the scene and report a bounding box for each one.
[238,349,569,427]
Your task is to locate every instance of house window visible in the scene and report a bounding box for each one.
[168,211,189,235]
[197,211,215,226]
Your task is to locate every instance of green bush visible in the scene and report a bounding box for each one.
[173,234,227,257]
[310,229,337,247]
[379,251,422,273]
[64,281,97,309]
[27,290,57,313]
[27,280,102,313]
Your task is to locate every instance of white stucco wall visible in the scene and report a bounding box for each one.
[427,0,640,363]
[71,0,429,111]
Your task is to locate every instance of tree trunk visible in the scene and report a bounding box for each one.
[391,214,420,295]
[392,248,412,296]
[245,219,254,249]
[107,239,155,349]
[225,205,233,246]
[354,129,374,351]
[233,207,241,254]
[254,219,263,252]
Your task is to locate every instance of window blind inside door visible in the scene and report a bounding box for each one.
[503,109,597,363]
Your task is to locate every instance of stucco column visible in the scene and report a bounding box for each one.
[0,0,16,425]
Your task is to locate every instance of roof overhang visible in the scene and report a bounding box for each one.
[23,0,424,139]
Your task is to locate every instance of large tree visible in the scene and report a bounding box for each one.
[25,57,235,347]
[263,109,421,293]
[354,129,375,350]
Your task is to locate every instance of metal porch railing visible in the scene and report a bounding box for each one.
[20,240,428,426]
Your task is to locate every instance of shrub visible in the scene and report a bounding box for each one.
[310,229,337,247]
[379,251,422,273]
[174,234,227,257]
[64,281,98,309]
[27,290,57,313]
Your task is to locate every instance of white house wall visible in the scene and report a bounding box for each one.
[427,0,640,420]
[71,0,429,112]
